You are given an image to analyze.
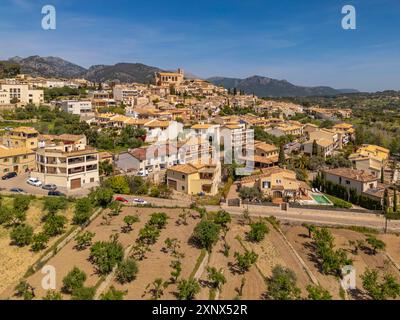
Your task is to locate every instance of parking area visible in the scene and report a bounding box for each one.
[0,172,92,197]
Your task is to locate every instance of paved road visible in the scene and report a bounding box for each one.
[211,204,400,233]
[117,194,400,232]
[114,194,192,207]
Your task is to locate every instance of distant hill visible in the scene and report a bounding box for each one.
[207,75,359,97]
[83,63,162,84]
[9,56,86,78]
[6,55,359,95]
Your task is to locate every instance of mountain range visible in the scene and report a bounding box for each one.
[7,55,358,97]
[206,76,358,97]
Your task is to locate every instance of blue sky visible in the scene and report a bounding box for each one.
[1,0,400,91]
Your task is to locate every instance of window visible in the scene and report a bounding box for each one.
[262,181,271,189]
[182,175,185,179]
[181,186,185,191]
[346,180,350,185]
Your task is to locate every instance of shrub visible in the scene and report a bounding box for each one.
[14,281,35,300]
[306,285,332,300]
[31,232,49,252]
[234,250,258,273]
[73,197,93,225]
[138,225,160,245]
[42,290,63,300]
[116,259,139,284]
[101,286,126,300]
[89,187,114,208]
[10,224,33,246]
[266,265,301,300]
[62,267,87,293]
[43,214,67,237]
[191,220,220,251]
[43,197,68,215]
[325,195,352,209]
[177,279,201,300]
[248,221,269,242]
[214,210,231,228]
[71,286,96,300]
[75,231,96,250]
[104,176,130,194]
[148,212,168,229]
[13,195,31,213]
[90,239,124,275]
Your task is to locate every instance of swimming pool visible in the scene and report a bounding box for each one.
[311,194,332,205]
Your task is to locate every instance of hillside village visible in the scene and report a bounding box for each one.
[0,69,398,212]
[2,68,400,301]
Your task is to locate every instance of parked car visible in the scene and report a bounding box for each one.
[137,170,148,177]
[2,172,17,180]
[115,196,129,203]
[10,188,26,194]
[27,177,43,187]
[133,198,148,205]
[48,191,66,197]
[42,184,57,191]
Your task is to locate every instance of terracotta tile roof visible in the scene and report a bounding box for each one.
[0,147,35,158]
[11,126,38,134]
[323,168,378,182]
[255,141,278,153]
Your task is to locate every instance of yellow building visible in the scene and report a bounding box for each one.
[239,167,310,201]
[3,126,39,149]
[166,162,221,196]
[0,147,36,174]
[357,144,390,162]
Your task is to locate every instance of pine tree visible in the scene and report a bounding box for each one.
[312,140,318,156]
[278,144,286,167]
[383,188,390,214]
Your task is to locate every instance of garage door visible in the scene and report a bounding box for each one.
[70,178,82,189]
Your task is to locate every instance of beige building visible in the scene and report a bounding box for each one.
[167,162,221,196]
[0,83,44,105]
[302,128,341,157]
[3,127,39,149]
[155,69,184,87]
[322,168,378,195]
[239,167,310,201]
[33,135,99,190]
[0,146,36,175]
[0,89,10,105]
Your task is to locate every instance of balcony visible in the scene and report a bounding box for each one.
[68,166,85,175]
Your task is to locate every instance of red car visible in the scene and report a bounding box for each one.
[115,196,129,203]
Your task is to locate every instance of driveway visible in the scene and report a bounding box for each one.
[0,172,93,197]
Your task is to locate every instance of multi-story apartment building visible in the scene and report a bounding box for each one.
[3,127,39,149]
[116,137,213,175]
[60,100,93,116]
[220,122,254,161]
[33,135,99,190]
[113,85,145,105]
[0,83,44,105]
